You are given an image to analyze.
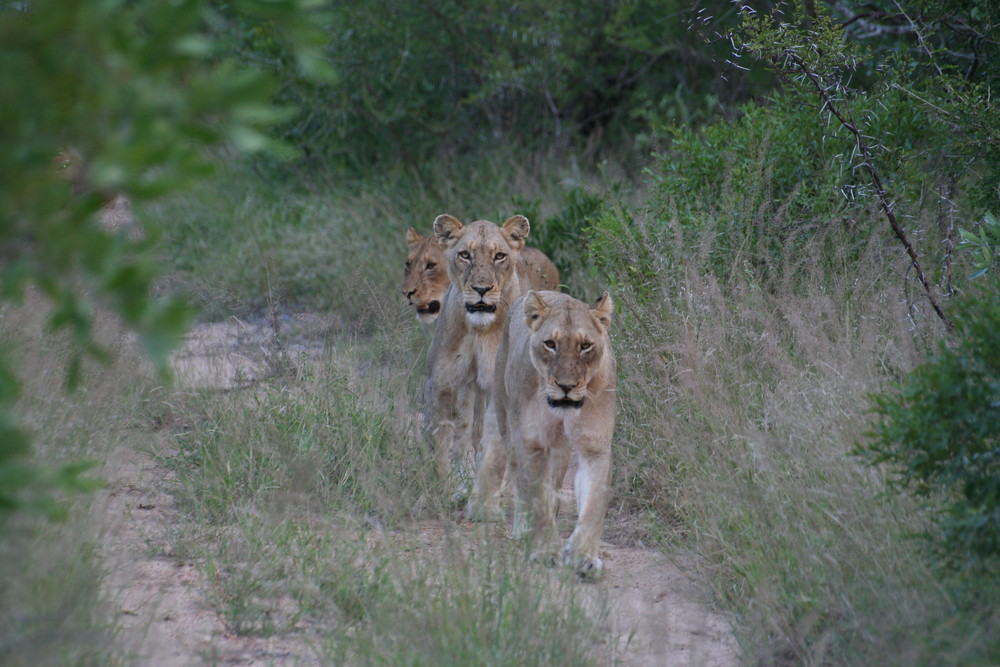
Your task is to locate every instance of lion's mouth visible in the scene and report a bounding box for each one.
[547,397,584,410]
[465,302,496,314]
[417,301,441,315]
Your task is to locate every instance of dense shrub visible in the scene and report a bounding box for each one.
[223,0,769,173]
[860,295,1000,571]
[0,0,328,525]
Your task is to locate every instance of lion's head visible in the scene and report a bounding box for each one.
[522,290,614,410]
[433,214,529,329]
[403,227,450,325]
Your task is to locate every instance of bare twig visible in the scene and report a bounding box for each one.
[786,52,954,330]
[892,0,944,77]
[938,180,956,297]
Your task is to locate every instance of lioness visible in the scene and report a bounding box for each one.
[483,289,616,579]
[403,228,451,324]
[403,227,560,325]
[425,214,534,497]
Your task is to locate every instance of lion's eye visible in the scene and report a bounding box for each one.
[580,342,593,352]
[543,339,556,350]
[494,252,507,262]
[425,262,436,271]
[458,250,471,260]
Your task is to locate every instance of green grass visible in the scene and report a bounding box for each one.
[0,297,144,667]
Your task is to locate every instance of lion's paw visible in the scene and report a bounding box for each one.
[529,549,561,568]
[464,499,503,523]
[564,548,604,582]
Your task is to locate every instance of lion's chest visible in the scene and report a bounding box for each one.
[445,328,502,393]
[520,390,580,448]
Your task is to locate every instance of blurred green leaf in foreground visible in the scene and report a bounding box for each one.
[0,0,330,526]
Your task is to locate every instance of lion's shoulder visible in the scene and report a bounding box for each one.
[519,247,560,291]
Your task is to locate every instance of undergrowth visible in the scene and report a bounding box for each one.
[592,178,1000,663]
[0,297,144,667]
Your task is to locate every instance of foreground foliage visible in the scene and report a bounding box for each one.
[0,0,327,524]
[861,298,1000,571]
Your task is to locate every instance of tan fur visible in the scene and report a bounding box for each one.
[402,228,451,325]
[402,229,559,325]
[479,289,616,579]
[520,246,560,293]
[425,214,533,499]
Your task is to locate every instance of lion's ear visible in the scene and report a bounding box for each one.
[590,292,614,330]
[406,227,424,249]
[523,290,550,330]
[501,215,530,251]
[434,214,464,248]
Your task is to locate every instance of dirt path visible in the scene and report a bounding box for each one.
[99,435,310,665]
[98,317,739,666]
[599,544,737,665]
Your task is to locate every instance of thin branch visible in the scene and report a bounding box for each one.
[892,0,944,76]
[788,52,953,330]
[890,83,952,117]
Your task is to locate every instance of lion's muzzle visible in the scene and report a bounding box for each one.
[547,396,584,409]
[417,300,441,315]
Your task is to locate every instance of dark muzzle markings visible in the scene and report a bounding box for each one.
[547,395,584,409]
[465,302,496,313]
[418,301,441,315]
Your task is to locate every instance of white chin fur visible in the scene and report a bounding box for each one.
[465,311,497,328]
[417,312,439,325]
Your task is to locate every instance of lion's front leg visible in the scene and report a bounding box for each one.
[426,378,456,482]
[515,439,561,564]
[448,384,478,501]
[465,398,506,522]
[563,444,611,580]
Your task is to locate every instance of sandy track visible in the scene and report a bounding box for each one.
[97,317,738,665]
[99,435,310,665]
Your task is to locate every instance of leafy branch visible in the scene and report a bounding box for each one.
[738,5,954,330]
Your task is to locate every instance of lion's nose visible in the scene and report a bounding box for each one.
[473,285,492,297]
[406,289,416,300]
[556,382,575,394]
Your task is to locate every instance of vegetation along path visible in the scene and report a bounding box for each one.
[97,316,738,665]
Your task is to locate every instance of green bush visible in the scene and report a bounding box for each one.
[227,0,764,173]
[860,295,1000,571]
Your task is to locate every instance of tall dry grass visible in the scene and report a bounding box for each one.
[0,293,151,666]
[603,203,1000,663]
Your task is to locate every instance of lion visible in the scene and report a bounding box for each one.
[424,214,535,499]
[403,227,559,325]
[476,289,616,579]
[403,228,451,325]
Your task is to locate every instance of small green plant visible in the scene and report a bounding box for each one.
[529,186,607,281]
[958,212,1000,282]
[860,296,1000,571]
